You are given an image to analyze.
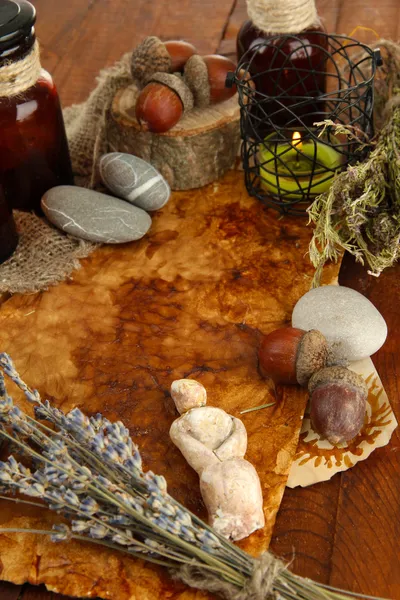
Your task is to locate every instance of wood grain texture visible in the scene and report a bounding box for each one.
[33,0,237,106]
[1,0,399,599]
[19,586,64,600]
[0,581,22,600]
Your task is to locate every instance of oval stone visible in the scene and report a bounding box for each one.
[292,285,387,362]
[99,152,170,211]
[42,186,152,243]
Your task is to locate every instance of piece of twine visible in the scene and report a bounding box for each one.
[246,0,319,34]
[174,552,286,600]
[0,41,41,97]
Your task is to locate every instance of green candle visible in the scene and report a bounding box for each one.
[259,131,343,199]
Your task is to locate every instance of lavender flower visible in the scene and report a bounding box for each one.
[0,353,371,600]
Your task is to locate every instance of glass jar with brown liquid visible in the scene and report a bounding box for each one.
[236,0,328,128]
[0,0,73,214]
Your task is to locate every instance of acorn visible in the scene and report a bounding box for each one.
[131,36,171,84]
[135,73,194,133]
[308,366,368,445]
[184,54,237,108]
[258,327,327,386]
[131,37,197,84]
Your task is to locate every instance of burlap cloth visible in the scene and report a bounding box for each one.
[0,52,132,295]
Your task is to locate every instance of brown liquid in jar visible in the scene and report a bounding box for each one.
[0,1,73,214]
[237,21,328,128]
[0,69,73,213]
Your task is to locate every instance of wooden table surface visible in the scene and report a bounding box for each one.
[1,0,400,598]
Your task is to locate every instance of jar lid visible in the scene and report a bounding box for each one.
[0,0,36,52]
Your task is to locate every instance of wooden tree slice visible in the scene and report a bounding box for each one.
[108,83,241,190]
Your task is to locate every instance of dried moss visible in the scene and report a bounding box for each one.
[308,40,400,286]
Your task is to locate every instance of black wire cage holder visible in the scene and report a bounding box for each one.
[226,33,381,215]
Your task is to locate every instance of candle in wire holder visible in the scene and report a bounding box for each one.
[227,33,381,215]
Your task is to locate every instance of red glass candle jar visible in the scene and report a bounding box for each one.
[236,0,328,128]
[0,0,73,213]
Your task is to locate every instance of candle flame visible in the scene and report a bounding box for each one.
[292,131,302,150]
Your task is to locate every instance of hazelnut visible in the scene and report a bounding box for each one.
[258,327,327,386]
[146,72,194,112]
[203,55,237,104]
[308,366,368,445]
[164,40,197,72]
[184,54,237,108]
[135,82,183,133]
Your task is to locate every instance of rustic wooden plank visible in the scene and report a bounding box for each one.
[327,1,400,594]
[0,581,22,600]
[335,0,399,40]
[20,585,65,600]
[34,0,237,106]
[328,255,400,598]
[315,0,341,32]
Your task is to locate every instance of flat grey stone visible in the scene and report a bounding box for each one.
[292,285,387,363]
[99,152,170,211]
[42,186,152,243]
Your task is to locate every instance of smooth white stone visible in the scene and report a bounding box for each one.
[99,152,170,211]
[42,186,151,243]
[292,285,387,362]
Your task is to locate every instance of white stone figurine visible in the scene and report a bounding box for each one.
[169,379,265,541]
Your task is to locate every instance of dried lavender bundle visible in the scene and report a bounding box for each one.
[308,40,400,286]
[0,354,388,600]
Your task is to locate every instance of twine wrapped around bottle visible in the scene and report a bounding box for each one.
[246,0,320,34]
[0,40,41,97]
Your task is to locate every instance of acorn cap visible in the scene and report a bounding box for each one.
[183,54,210,108]
[146,72,194,112]
[131,36,171,84]
[296,329,327,387]
[308,366,368,398]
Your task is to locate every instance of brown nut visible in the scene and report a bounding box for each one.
[135,82,183,133]
[164,40,197,72]
[203,55,237,104]
[258,327,327,386]
[184,54,237,108]
[146,72,194,112]
[308,366,368,445]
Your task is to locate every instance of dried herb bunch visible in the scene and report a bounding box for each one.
[309,40,400,286]
[0,354,388,600]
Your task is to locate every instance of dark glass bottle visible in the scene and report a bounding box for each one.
[0,182,18,263]
[0,0,73,213]
[237,20,328,128]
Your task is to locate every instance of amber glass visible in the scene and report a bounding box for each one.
[237,21,328,127]
[0,48,73,213]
